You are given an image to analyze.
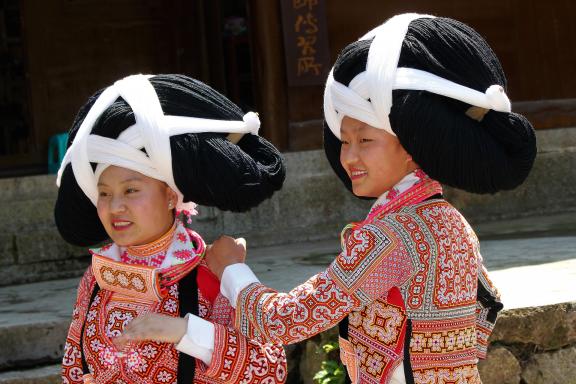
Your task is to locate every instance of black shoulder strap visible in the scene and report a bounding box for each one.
[81,283,100,375]
[79,268,200,382]
[338,318,352,384]
[177,267,199,384]
[403,318,415,384]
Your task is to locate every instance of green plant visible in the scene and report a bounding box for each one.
[313,341,346,384]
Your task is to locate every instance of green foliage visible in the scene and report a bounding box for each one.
[313,340,346,384]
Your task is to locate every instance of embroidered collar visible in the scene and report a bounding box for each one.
[90,211,205,301]
[366,169,442,221]
[123,222,176,264]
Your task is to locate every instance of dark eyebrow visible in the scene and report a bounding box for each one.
[97,177,143,187]
[121,177,143,184]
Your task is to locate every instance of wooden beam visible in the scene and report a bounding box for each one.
[247,0,289,150]
[513,99,576,130]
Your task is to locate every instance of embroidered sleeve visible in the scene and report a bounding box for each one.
[197,294,287,383]
[235,270,360,345]
[475,262,503,359]
[201,323,287,383]
[234,222,412,345]
[62,267,96,384]
[328,221,413,306]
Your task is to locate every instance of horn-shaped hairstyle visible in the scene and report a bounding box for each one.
[323,14,536,195]
[55,74,285,246]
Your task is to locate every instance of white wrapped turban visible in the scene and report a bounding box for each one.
[56,74,261,208]
[323,13,512,139]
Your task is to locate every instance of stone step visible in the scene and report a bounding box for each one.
[0,277,77,371]
[0,234,575,372]
[0,364,59,384]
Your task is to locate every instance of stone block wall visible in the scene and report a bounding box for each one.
[0,127,575,286]
[478,302,576,384]
[0,175,89,285]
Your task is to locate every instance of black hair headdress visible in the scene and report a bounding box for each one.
[323,14,536,195]
[55,74,285,246]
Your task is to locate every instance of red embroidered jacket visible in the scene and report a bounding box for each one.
[61,218,287,384]
[236,176,501,384]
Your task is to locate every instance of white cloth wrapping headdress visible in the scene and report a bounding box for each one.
[323,13,512,139]
[56,74,261,208]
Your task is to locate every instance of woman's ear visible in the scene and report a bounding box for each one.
[166,187,178,206]
[406,154,419,172]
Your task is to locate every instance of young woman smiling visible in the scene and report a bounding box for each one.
[56,74,287,384]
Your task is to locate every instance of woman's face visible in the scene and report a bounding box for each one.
[97,166,177,246]
[340,116,416,198]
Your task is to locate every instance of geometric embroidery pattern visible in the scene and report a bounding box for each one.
[410,325,477,354]
[100,266,147,293]
[329,223,397,300]
[235,175,498,384]
[62,213,288,383]
[412,364,481,384]
[361,300,405,345]
[419,205,478,309]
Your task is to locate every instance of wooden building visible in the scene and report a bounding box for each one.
[1,0,575,176]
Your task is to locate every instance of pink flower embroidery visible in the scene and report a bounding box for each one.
[387,187,399,201]
[173,249,192,260]
[177,233,187,243]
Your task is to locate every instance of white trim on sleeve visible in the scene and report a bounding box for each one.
[175,314,215,365]
[220,263,260,308]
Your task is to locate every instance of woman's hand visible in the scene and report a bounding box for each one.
[113,313,187,349]
[205,236,247,279]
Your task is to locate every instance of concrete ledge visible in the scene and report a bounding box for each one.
[0,322,68,371]
[0,364,60,384]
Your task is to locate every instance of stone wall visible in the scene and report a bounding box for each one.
[0,127,575,286]
[288,302,576,384]
[478,302,576,384]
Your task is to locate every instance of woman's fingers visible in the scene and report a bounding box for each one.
[113,314,188,347]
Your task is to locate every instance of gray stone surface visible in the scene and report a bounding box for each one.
[0,321,69,371]
[444,149,576,223]
[0,258,89,286]
[479,231,576,271]
[478,346,521,384]
[0,364,60,384]
[0,235,15,266]
[490,302,576,350]
[0,174,57,202]
[522,346,576,384]
[474,212,576,240]
[0,199,56,233]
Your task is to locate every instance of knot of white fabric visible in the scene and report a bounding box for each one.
[56,74,261,208]
[323,13,512,139]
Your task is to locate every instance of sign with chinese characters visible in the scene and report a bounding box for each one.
[280,0,330,86]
